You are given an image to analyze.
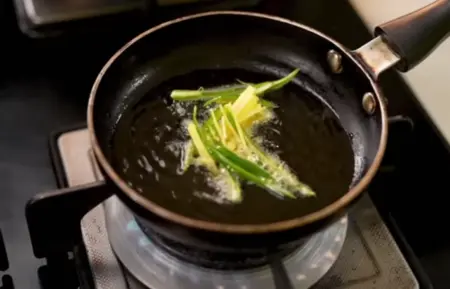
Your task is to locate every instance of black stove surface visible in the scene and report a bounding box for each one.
[0,0,449,288]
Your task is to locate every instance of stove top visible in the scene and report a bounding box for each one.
[46,127,418,289]
[1,0,450,288]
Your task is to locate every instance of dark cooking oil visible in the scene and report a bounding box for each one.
[111,69,354,224]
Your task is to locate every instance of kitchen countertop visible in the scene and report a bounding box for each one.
[349,0,450,146]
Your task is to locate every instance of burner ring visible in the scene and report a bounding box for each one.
[105,196,347,289]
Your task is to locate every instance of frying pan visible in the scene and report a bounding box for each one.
[27,0,450,261]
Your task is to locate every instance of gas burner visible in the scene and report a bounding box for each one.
[152,236,297,270]
[104,196,347,289]
[134,224,300,271]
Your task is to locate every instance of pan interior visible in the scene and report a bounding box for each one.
[92,13,382,225]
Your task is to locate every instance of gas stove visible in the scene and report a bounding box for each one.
[1,0,449,288]
[25,126,418,289]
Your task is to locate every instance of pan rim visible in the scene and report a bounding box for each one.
[87,10,388,234]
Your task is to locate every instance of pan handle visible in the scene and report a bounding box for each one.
[353,0,450,78]
[26,181,113,258]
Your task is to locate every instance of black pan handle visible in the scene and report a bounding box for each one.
[26,181,113,258]
[374,0,450,72]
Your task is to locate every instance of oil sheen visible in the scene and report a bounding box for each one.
[111,69,354,224]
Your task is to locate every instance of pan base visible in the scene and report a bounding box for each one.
[104,195,347,289]
[136,224,302,270]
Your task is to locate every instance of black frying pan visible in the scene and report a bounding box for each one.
[27,0,450,262]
